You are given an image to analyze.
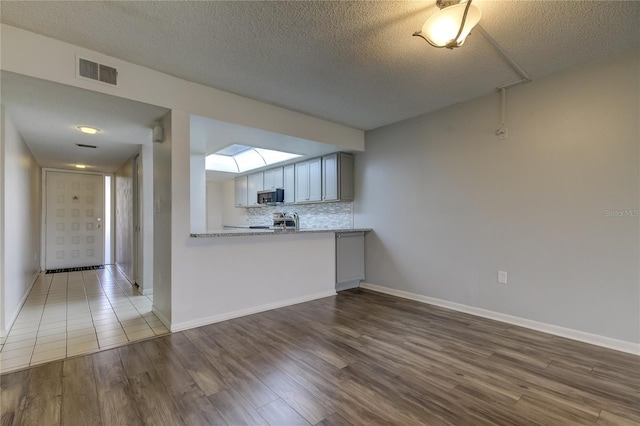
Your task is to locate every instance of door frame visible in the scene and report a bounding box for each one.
[40,168,115,271]
[133,154,143,286]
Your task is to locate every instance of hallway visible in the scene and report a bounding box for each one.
[0,265,168,374]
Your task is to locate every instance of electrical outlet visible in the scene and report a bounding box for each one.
[498,270,508,284]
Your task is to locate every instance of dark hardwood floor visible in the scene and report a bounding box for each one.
[1,288,639,425]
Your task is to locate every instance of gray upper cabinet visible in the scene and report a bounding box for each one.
[234,176,248,207]
[247,172,264,206]
[309,158,322,201]
[235,152,354,207]
[263,167,284,190]
[283,164,295,204]
[295,158,322,203]
[322,152,354,202]
[295,161,309,203]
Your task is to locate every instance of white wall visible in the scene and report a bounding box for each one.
[152,112,174,325]
[1,108,42,335]
[115,156,134,281]
[140,143,154,295]
[355,50,640,345]
[190,154,207,234]
[170,233,336,331]
[169,110,335,330]
[206,182,223,230]
[221,180,247,226]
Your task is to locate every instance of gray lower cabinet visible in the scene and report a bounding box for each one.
[336,231,365,291]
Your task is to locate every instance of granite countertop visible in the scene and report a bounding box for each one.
[190,228,372,238]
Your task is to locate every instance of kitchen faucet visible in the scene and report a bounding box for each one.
[288,212,300,230]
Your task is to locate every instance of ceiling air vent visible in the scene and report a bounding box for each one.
[77,57,118,86]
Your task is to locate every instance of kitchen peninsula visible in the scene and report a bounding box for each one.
[191,227,371,237]
[183,120,369,334]
[172,227,371,333]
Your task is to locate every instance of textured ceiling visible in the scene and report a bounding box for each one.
[1,72,168,173]
[1,1,639,131]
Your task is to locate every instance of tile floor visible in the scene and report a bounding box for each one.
[0,265,169,374]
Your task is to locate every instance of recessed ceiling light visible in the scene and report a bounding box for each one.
[75,164,87,169]
[77,126,100,135]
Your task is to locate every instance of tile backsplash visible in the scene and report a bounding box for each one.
[246,202,353,229]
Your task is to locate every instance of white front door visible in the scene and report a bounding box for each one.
[45,171,105,270]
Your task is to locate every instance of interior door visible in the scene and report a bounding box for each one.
[45,171,105,270]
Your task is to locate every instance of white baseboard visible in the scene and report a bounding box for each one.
[1,271,40,338]
[141,288,153,296]
[152,307,171,330]
[170,290,337,333]
[360,282,640,356]
[113,263,135,285]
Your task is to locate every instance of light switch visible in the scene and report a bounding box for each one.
[498,271,508,284]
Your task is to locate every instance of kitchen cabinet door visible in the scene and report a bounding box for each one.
[322,153,338,201]
[322,152,353,202]
[234,176,248,207]
[336,231,365,291]
[308,157,322,202]
[283,164,295,204]
[247,172,264,206]
[295,157,324,203]
[295,161,309,202]
[263,167,284,190]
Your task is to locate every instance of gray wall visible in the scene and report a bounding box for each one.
[115,156,134,281]
[354,49,639,344]
[1,108,42,335]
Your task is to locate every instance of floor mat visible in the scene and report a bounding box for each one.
[45,265,105,274]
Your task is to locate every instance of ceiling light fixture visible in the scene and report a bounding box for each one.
[413,0,481,49]
[75,164,87,169]
[77,125,100,135]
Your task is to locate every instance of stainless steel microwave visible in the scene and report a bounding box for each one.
[257,188,284,205]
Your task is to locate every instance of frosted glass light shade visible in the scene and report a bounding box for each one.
[421,3,481,47]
